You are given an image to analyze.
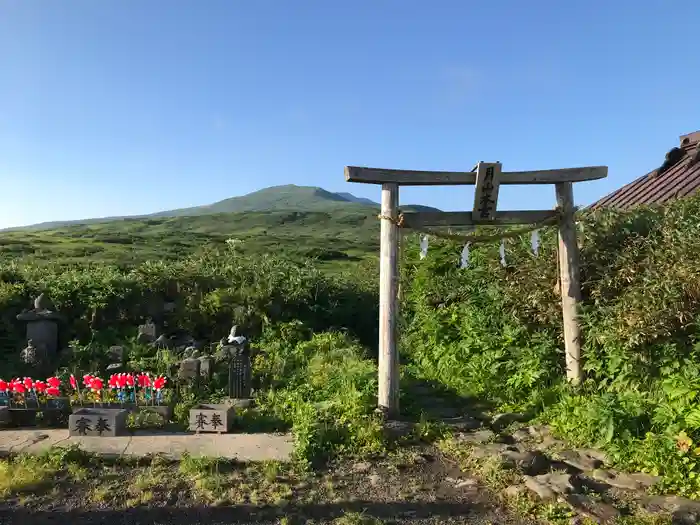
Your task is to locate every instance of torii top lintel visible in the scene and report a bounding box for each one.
[345,165,608,186]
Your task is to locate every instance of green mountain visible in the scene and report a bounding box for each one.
[4,184,440,231]
[151,185,367,217]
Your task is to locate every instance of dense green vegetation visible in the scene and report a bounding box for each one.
[401,193,700,497]
[3,190,700,499]
[0,210,380,268]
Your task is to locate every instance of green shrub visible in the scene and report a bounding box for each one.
[254,328,383,465]
[399,193,700,492]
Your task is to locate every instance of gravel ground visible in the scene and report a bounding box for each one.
[0,446,531,525]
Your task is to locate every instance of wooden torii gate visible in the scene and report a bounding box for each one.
[345,162,608,417]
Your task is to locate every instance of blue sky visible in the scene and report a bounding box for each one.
[1,1,699,228]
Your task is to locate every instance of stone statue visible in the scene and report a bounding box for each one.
[152,334,172,349]
[20,340,38,365]
[16,294,62,372]
[218,326,252,401]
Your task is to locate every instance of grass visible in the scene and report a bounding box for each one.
[0,209,380,269]
[0,455,57,498]
[0,449,420,523]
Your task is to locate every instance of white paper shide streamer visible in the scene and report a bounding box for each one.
[499,240,506,267]
[460,243,470,269]
[419,235,429,260]
[531,229,540,257]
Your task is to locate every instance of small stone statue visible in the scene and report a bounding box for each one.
[178,357,201,380]
[152,334,172,349]
[20,339,38,365]
[198,355,213,380]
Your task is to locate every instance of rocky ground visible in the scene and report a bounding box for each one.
[0,444,528,525]
[436,416,696,525]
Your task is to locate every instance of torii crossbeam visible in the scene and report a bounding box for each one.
[345,162,608,417]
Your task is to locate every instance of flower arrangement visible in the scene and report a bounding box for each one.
[0,376,64,408]
[68,372,169,407]
[0,372,170,409]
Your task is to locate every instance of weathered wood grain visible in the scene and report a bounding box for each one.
[556,182,582,385]
[378,183,400,416]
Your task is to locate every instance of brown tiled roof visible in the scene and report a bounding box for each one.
[590,131,700,211]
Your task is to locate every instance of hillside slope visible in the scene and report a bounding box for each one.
[0,209,380,268]
[151,185,367,217]
[4,185,440,231]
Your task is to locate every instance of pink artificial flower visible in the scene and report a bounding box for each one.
[89,377,103,392]
[45,386,60,397]
[153,376,167,391]
[69,374,77,390]
[137,373,151,388]
[83,374,93,388]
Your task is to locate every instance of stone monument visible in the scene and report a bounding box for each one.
[218,325,253,403]
[16,294,62,375]
[136,319,158,344]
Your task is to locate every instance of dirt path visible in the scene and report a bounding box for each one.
[0,445,529,525]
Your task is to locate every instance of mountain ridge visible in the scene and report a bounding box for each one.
[3,184,440,231]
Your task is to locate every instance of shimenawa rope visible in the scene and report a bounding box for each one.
[377,210,561,243]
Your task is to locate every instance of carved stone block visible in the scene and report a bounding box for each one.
[69,408,128,437]
[179,358,201,379]
[0,406,9,427]
[189,404,234,434]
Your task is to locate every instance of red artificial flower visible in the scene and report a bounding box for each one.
[153,376,167,391]
[116,374,128,389]
[45,386,60,397]
[137,373,151,388]
[89,377,103,392]
[83,374,93,388]
[46,377,61,388]
[12,380,26,394]
[0,379,8,393]
[69,375,77,390]
[23,377,34,390]
[34,380,47,394]
[125,374,135,388]
[108,374,119,389]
